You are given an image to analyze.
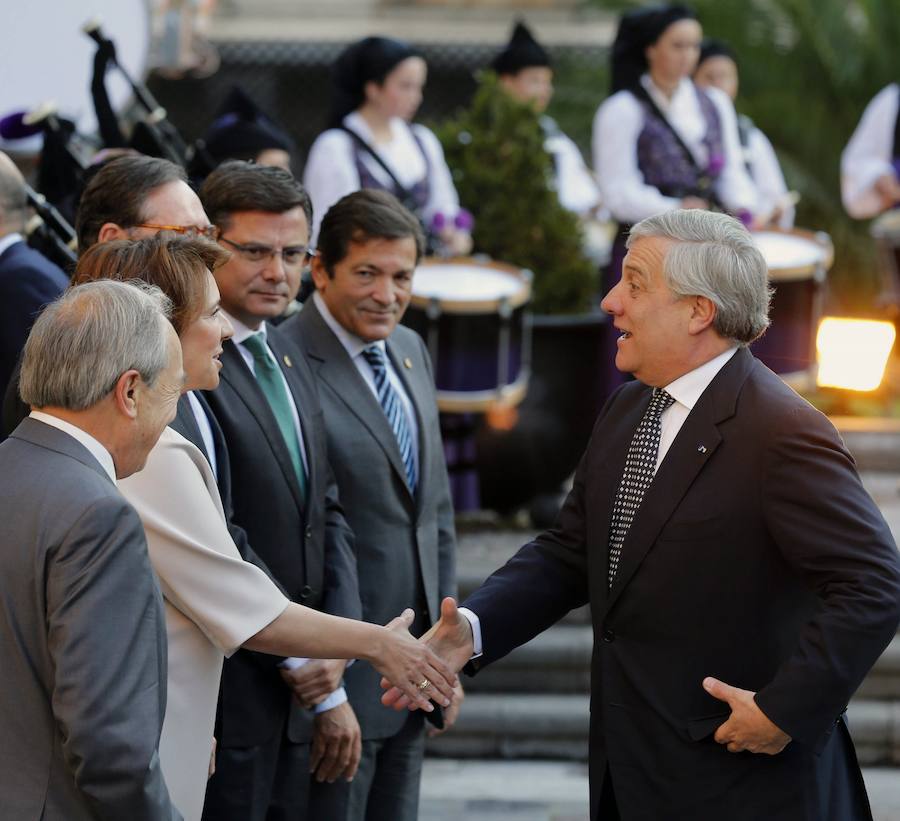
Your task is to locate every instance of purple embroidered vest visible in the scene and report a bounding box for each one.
[635,85,724,202]
[352,129,432,216]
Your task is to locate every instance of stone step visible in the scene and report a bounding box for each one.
[459,622,900,696]
[426,693,900,766]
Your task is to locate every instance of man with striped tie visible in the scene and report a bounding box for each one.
[282,189,459,821]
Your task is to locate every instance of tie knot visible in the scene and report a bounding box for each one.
[648,388,675,417]
[242,332,272,366]
[363,345,386,370]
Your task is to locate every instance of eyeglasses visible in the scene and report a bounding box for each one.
[219,236,315,267]
[134,223,220,240]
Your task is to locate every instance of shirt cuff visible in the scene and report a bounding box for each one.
[457,607,483,659]
[314,687,348,713]
[279,656,309,670]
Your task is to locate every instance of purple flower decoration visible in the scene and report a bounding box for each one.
[454,208,474,231]
[430,212,447,231]
[706,153,725,176]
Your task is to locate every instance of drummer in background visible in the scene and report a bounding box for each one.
[592,4,759,284]
[189,86,296,181]
[303,36,472,255]
[841,82,900,219]
[491,20,602,218]
[694,38,795,229]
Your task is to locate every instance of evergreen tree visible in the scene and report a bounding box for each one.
[436,72,597,315]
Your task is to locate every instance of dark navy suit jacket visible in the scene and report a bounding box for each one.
[0,240,69,425]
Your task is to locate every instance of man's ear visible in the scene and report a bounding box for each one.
[96,222,130,244]
[112,369,142,420]
[310,254,330,292]
[688,295,717,335]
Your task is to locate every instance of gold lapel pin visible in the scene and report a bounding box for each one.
[283,354,293,368]
[403,357,413,370]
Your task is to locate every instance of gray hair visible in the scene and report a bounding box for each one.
[628,210,771,345]
[20,280,174,410]
[0,153,27,232]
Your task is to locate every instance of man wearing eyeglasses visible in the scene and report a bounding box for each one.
[198,160,361,821]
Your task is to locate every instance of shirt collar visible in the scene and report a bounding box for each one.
[0,233,24,258]
[640,74,692,112]
[661,347,738,412]
[313,291,386,360]
[224,311,267,346]
[29,410,117,482]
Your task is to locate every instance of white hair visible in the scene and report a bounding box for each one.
[20,280,174,410]
[628,209,771,345]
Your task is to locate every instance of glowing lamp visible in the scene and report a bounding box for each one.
[815,317,896,392]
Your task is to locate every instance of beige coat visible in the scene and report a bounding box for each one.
[119,426,289,821]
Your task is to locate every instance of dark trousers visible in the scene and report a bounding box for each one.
[202,723,311,821]
[309,712,425,821]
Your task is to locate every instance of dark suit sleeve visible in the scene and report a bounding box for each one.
[463,426,594,671]
[47,496,180,821]
[321,461,362,621]
[1,355,28,437]
[754,401,900,750]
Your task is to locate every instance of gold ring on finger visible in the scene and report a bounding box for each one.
[417,678,430,690]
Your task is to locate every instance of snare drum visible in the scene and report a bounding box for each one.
[403,258,532,412]
[871,210,900,304]
[750,228,833,377]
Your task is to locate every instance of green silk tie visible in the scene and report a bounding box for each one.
[242,333,308,502]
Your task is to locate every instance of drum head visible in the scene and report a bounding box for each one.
[1,2,149,135]
[412,259,531,313]
[753,229,833,282]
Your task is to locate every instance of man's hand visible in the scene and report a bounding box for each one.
[427,681,465,738]
[703,677,791,755]
[310,701,362,783]
[368,608,458,712]
[280,659,347,708]
[381,597,474,711]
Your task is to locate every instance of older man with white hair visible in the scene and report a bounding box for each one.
[391,209,900,821]
[0,279,185,820]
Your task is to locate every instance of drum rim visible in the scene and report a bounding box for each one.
[753,226,834,282]
[412,256,532,313]
[435,372,530,412]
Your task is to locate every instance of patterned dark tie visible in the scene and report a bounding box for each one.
[363,345,417,493]
[607,388,675,586]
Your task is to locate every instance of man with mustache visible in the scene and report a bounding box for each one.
[198,161,361,821]
[281,189,459,821]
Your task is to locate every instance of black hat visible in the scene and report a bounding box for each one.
[698,38,737,67]
[491,21,552,76]
[610,4,697,94]
[329,37,422,127]
[203,86,295,164]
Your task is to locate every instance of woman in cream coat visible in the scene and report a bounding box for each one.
[72,235,456,820]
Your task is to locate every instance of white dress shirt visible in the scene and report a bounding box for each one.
[841,83,899,219]
[303,111,462,242]
[225,313,310,478]
[186,390,217,480]
[744,124,794,229]
[313,291,421,477]
[0,232,24,258]
[542,118,601,216]
[30,410,116,482]
[592,76,758,225]
[461,346,738,656]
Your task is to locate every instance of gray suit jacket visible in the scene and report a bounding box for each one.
[282,299,457,739]
[0,418,179,821]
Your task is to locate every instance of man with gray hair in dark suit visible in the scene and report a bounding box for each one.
[0,279,185,820]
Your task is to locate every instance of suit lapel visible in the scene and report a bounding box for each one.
[218,339,306,512]
[170,394,206,458]
[303,301,414,501]
[602,349,753,615]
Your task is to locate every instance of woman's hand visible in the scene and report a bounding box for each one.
[366,609,458,712]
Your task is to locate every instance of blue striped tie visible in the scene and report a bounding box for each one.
[363,346,417,493]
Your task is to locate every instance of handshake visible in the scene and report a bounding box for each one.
[372,597,475,713]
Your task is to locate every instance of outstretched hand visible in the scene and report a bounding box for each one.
[381,597,474,711]
[368,608,459,713]
[703,676,791,755]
